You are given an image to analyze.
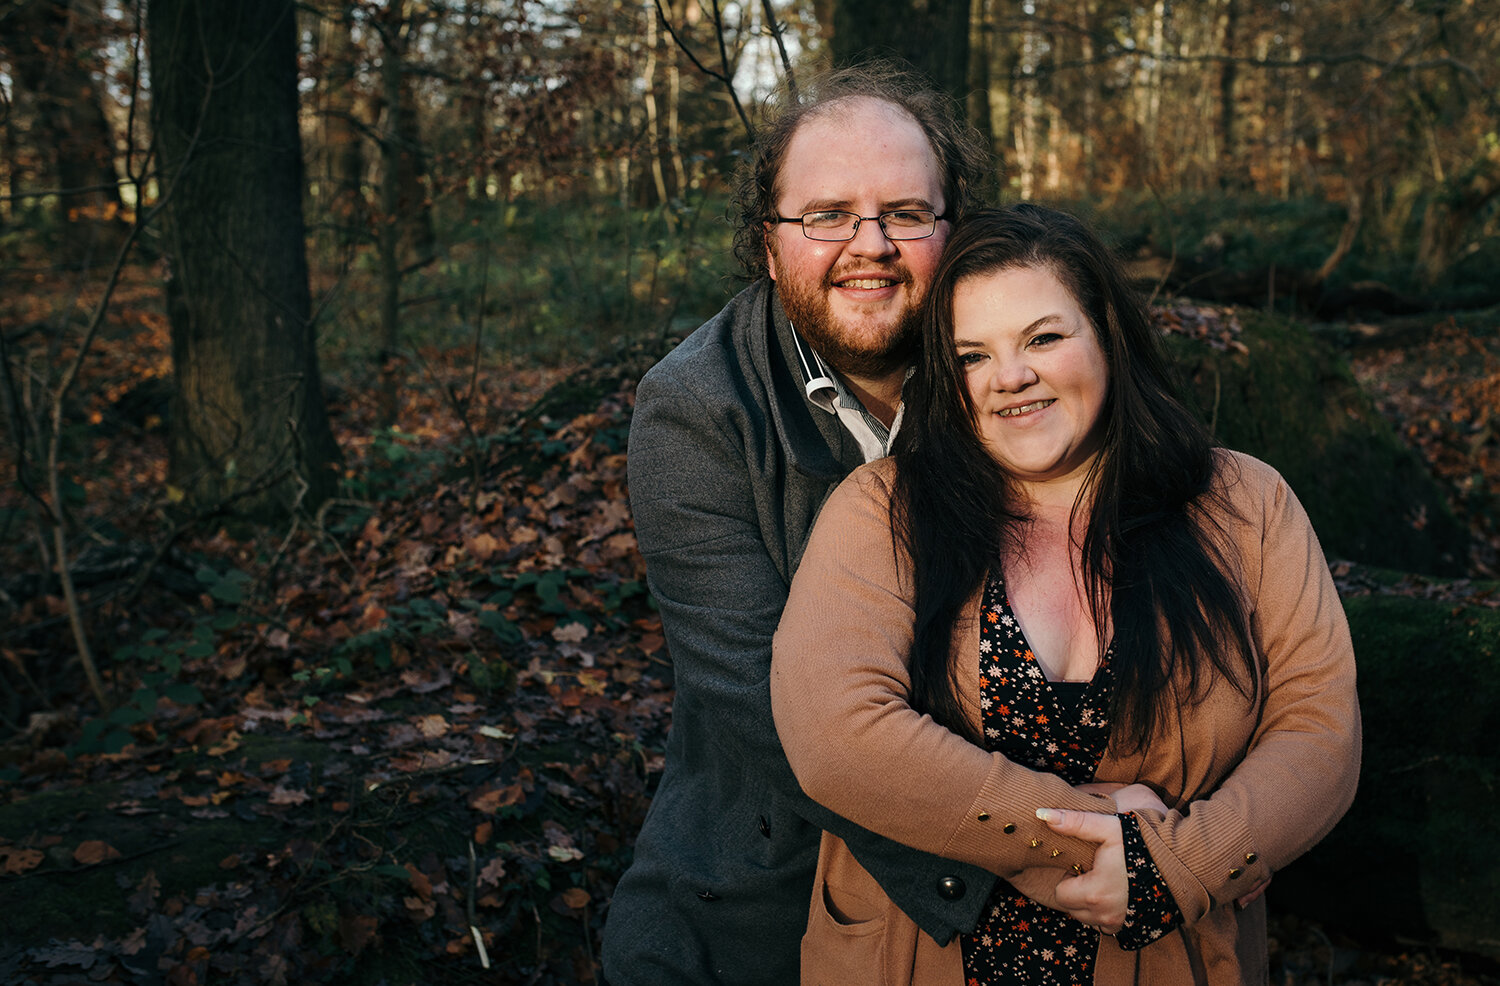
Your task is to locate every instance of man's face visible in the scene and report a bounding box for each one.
[766,96,949,380]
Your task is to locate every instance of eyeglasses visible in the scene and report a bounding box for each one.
[772,209,948,242]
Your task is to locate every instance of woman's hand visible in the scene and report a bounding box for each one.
[1035,808,1128,933]
[1074,782,1169,817]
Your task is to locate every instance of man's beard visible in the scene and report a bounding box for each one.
[775,263,923,379]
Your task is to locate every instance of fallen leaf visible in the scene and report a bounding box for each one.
[127,870,160,915]
[414,713,449,738]
[268,786,310,806]
[478,857,506,887]
[1,846,44,874]
[560,887,590,908]
[73,840,122,865]
[404,862,433,898]
[469,784,525,813]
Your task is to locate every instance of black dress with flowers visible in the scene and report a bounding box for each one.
[959,573,1183,986]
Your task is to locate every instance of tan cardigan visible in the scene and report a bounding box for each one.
[771,451,1360,986]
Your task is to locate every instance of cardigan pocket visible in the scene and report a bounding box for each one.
[800,832,899,986]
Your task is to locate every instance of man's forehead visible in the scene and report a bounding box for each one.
[794,95,921,140]
[775,97,942,205]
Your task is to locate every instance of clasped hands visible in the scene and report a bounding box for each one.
[1021,782,1269,934]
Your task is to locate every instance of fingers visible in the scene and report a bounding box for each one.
[1035,807,1121,845]
[1235,875,1272,909]
[1053,868,1127,933]
[1109,783,1169,817]
[1039,810,1129,931]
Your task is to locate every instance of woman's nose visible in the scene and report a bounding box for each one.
[981,353,1032,392]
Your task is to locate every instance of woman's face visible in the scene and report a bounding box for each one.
[952,264,1110,488]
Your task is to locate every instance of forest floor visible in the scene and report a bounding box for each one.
[1,269,1499,984]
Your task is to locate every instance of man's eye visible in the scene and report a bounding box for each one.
[883,211,927,226]
[803,211,851,228]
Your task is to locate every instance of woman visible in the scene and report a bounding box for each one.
[770,204,1360,985]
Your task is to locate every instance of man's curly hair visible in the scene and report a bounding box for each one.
[730,63,993,281]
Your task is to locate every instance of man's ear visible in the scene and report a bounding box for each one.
[764,224,778,282]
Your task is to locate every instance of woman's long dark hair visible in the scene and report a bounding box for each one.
[892,203,1256,753]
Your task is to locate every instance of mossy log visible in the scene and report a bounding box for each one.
[1271,582,1500,961]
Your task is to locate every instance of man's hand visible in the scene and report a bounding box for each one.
[1035,808,1128,933]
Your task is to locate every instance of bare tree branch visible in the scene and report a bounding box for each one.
[652,0,754,140]
[760,0,797,103]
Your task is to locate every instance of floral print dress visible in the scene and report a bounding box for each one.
[960,573,1183,986]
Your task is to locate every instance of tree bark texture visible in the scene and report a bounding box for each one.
[831,0,972,110]
[148,0,341,518]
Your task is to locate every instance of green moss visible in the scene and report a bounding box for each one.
[0,782,280,943]
[1279,589,1500,958]
[1167,311,1471,575]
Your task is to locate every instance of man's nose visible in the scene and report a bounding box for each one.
[846,216,898,257]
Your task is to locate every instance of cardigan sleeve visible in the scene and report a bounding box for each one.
[1125,454,1362,925]
[772,463,1124,880]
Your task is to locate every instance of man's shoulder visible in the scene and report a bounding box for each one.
[640,280,774,395]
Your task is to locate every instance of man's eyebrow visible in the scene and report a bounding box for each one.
[791,199,854,213]
[881,197,939,211]
[788,196,940,214]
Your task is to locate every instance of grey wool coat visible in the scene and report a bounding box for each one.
[600,280,996,985]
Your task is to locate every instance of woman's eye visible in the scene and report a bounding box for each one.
[958,351,985,367]
[1029,333,1061,347]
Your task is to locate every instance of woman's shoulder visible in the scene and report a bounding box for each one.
[1209,448,1288,502]
[832,457,899,502]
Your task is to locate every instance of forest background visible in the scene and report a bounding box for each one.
[1,0,1499,983]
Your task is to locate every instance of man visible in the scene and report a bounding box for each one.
[602,67,994,984]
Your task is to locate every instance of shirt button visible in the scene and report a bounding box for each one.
[936,876,967,900]
[1003,823,1016,834]
[977,811,990,822]
[1245,852,1258,864]
[1228,868,1243,880]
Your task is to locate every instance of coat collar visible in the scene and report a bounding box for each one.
[747,282,866,482]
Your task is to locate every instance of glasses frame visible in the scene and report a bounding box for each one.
[771,209,949,242]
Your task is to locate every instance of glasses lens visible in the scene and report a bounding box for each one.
[801,211,857,241]
[881,210,936,240]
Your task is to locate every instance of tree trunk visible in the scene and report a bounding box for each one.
[148,0,341,519]
[312,0,367,248]
[831,0,972,110]
[1415,143,1500,287]
[1216,0,1243,188]
[0,0,126,264]
[1076,0,1096,189]
[966,0,994,155]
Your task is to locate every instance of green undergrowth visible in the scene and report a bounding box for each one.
[1280,574,1500,960]
[313,192,738,371]
[1086,189,1500,309]
[1167,309,1472,575]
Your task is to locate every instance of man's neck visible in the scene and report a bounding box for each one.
[836,368,906,429]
